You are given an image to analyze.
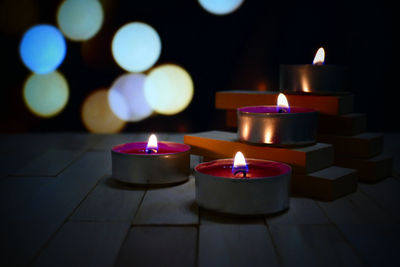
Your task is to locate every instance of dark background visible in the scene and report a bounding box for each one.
[0,0,397,133]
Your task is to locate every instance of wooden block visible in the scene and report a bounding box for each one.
[225,109,237,128]
[318,113,367,136]
[265,197,331,225]
[184,131,334,173]
[132,177,198,225]
[292,166,358,201]
[33,222,130,267]
[269,225,364,267]
[338,224,400,267]
[116,226,197,267]
[215,90,354,115]
[335,154,393,182]
[317,190,396,224]
[318,133,384,158]
[199,224,279,267]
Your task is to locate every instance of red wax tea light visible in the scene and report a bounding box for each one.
[112,134,191,185]
[195,152,292,215]
[237,93,318,146]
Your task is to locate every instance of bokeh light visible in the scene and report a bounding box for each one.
[81,89,126,133]
[111,22,161,72]
[108,73,153,122]
[23,71,69,118]
[144,64,194,115]
[19,24,66,74]
[57,0,104,41]
[198,0,245,15]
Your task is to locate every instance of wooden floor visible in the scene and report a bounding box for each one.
[1,132,400,267]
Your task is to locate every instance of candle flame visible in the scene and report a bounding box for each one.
[146,134,158,153]
[233,152,247,168]
[277,93,290,112]
[313,47,325,65]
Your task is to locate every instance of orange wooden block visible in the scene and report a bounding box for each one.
[292,166,358,201]
[335,154,393,182]
[215,91,354,115]
[318,133,384,159]
[184,131,334,174]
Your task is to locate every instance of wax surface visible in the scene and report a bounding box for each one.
[238,105,315,114]
[196,159,291,179]
[112,142,190,155]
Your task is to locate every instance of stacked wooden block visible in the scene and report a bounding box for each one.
[215,90,393,183]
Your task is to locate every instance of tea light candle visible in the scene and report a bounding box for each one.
[237,93,318,146]
[195,152,291,215]
[280,47,349,94]
[112,134,191,185]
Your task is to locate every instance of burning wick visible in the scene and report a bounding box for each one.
[232,151,248,178]
[145,134,158,154]
[277,93,290,113]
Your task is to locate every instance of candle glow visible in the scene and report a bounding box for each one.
[277,93,290,113]
[313,47,325,65]
[145,134,158,153]
[232,151,248,177]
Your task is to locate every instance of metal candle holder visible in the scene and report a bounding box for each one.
[237,106,318,147]
[195,159,291,215]
[280,64,349,94]
[112,142,191,185]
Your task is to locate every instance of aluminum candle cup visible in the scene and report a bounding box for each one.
[237,106,318,146]
[112,142,191,185]
[279,64,349,94]
[195,158,291,215]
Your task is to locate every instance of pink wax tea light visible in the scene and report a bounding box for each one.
[237,93,318,146]
[280,47,349,94]
[112,134,191,185]
[195,152,291,215]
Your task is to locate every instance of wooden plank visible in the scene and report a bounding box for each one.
[266,197,331,225]
[199,224,279,267]
[11,149,83,177]
[318,113,367,136]
[116,226,197,267]
[215,90,354,115]
[269,225,364,267]
[200,208,265,225]
[184,131,334,174]
[318,133,384,158]
[335,154,393,182]
[70,176,146,222]
[0,152,110,265]
[0,150,43,177]
[292,166,358,201]
[359,178,400,222]
[132,177,198,225]
[317,189,396,224]
[33,222,130,267]
[338,224,400,267]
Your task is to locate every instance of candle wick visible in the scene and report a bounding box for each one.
[278,108,288,113]
[233,170,247,178]
[145,148,157,154]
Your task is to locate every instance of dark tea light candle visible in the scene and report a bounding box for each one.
[280,47,349,94]
[237,93,318,146]
[112,134,191,185]
[195,152,291,215]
